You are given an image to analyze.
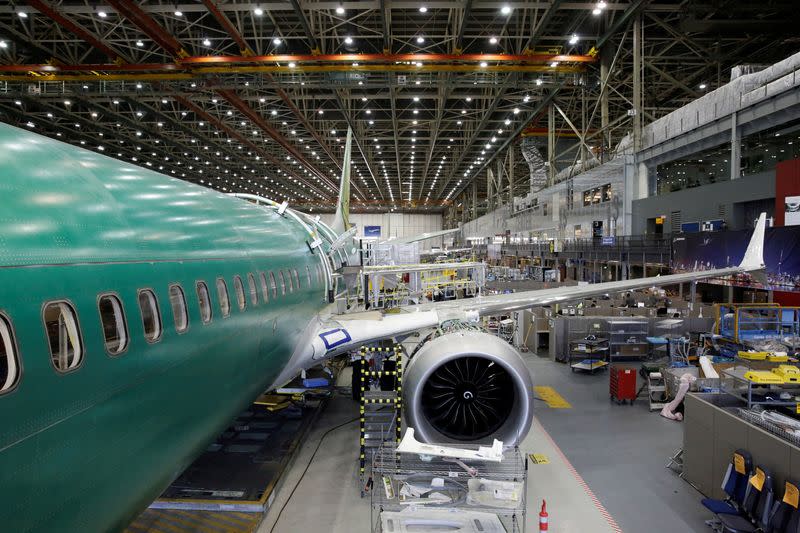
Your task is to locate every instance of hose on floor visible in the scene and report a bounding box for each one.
[268,415,360,533]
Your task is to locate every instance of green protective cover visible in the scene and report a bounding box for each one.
[0,123,327,532]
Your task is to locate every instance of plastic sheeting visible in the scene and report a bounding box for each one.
[644,50,800,150]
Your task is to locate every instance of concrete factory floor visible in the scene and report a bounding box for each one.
[259,355,709,533]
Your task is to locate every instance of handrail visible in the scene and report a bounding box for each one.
[228,193,336,301]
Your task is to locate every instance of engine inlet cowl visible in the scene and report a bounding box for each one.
[403,330,534,446]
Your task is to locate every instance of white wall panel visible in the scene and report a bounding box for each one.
[322,212,444,247]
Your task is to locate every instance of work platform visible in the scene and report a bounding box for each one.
[125,393,327,533]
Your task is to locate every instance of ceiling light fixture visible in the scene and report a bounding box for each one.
[489,37,498,44]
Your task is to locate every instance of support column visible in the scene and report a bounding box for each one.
[471,179,478,220]
[508,146,515,206]
[547,104,556,186]
[632,14,643,152]
[600,45,611,162]
[730,111,741,180]
[496,159,504,207]
[487,168,494,212]
[581,86,588,165]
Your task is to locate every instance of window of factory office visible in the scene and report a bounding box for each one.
[582,183,613,206]
[653,117,800,195]
[654,143,731,195]
[740,117,800,177]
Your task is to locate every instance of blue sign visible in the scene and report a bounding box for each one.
[601,236,616,245]
[681,222,701,233]
[364,225,381,237]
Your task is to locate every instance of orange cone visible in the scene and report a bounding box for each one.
[539,500,549,532]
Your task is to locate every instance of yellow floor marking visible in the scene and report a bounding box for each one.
[534,386,572,408]
[529,453,550,465]
[144,517,186,533]
[126,508,261,533]
[188,513,247,532]
[172,510,232,533]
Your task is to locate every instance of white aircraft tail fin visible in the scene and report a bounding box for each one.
[331,127,353,234]
[739,212,766,272]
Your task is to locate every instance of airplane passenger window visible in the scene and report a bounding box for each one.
[259,272,269,303]
[306,266,312,286]
[43,301,83,373]
[98,294,128,356]
[0,314,20,394]
[293,269,301,290]
[138,290,162,342]
[248,273,259,305]
[169,284,189,333]
[269,272,278,299]
[196,282,212,324]
[233,276,247,310]
[286,270,294,293]
[278,271,286,295]
[216,278,231,318]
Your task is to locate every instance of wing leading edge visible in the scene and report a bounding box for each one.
[379,227,460,245]
[273,214,766,387]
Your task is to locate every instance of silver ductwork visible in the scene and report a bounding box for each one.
[403,330,534,446]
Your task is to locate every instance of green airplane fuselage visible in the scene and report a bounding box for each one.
[0,123,329,532]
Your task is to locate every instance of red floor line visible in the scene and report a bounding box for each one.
[534,417,625,533]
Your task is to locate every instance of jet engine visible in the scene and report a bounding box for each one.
[403,329,534,446]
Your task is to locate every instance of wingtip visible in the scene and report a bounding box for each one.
[739,212,767,271]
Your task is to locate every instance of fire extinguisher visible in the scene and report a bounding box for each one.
[539,500,549,532]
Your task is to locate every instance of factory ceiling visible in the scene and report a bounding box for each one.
[0,1,795,212]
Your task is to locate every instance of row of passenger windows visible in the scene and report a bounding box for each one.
[0,264,326,395]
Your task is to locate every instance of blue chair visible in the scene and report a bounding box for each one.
[767,480,800,533]
[703,449,754,518]
[718,466,775,533]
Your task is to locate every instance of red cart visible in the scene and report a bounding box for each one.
[610,366,637,405]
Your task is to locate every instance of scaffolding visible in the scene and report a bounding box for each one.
[359,344,404,497]
[360,262,486,309]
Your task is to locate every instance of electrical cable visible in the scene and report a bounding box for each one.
[268,415,359,533]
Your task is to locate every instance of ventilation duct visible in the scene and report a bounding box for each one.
[520,138,547,194]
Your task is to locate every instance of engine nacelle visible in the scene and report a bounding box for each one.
[403,330,534,446]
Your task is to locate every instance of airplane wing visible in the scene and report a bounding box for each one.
[379,227,460,245]
[273,214,766,385]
